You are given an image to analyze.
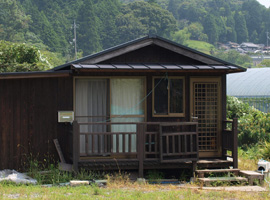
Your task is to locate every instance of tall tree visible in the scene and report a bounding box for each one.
[76,0,102,55]
[204,14,218,44]
[234,11,249,43]
[94,0,121,49]
[0,0,30,41]
[116,1,177,44]
[242,0,264,42]
[226,15,237,42]
[168,0,178,20]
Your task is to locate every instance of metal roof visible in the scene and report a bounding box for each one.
[227,68,270,97]
[72,64,238,70]
[52,35,246,72]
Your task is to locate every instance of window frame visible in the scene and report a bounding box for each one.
[152,76,185,117]
[73,76,146,121]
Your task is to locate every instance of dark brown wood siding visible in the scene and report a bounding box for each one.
[100,45,206,64]
[0,77,73,170]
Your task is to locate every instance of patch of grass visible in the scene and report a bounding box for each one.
[0,183,269,199]
[185,40,215,54]
[106,171,131,187]
[146,170,164,180]
[238,147,259,171]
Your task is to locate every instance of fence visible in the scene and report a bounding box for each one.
[238,97,270,113]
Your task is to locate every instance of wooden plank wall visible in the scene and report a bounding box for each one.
[0,77,73,170]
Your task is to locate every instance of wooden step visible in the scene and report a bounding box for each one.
[196,169,240,178]
[198,177,248,186]
[239,171,264,185]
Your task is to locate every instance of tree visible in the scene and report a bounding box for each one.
[258,59,270,68]
[76,0,102,55]
[0,0,31,41]
[226,15,237,42]
[94,0,121,49]
[171,28,190,45]
[234,12,249,43]
[168,0,178,20]
[204,14,218,44]
[115,1,177,44]
[0,41,50,72]
[242,0,264,42]
[250,30,259,43]
[187,22,208,42]
[213,50,252,68]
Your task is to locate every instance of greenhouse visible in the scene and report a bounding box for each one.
[227,68,270,113]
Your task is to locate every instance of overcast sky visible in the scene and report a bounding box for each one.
[257,0,270,8]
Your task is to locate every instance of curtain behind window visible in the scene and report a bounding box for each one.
[111,79,145,152]
[75,79,107,154]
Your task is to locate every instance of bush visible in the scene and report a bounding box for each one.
[227,96,270,149]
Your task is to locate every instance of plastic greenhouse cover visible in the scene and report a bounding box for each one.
[0,169,37,184]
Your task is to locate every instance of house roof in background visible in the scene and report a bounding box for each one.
[227,68,270,97]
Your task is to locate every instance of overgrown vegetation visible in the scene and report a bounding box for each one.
[0,183,269,199]
[227,96,270,168]
[0,40,63,72]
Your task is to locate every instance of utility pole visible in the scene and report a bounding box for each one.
[72,20,78,60]
[266,31,270,48]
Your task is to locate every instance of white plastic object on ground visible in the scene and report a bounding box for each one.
[0,169,37,184]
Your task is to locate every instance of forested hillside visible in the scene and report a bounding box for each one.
[0,0,269,64]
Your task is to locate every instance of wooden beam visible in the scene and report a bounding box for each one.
[233,118,238,169]
[53,139,66,163]
[73,121,79,171]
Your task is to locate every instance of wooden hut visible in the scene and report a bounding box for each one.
[0,36,246,176]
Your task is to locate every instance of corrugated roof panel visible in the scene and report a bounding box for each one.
[146,64,165,69]
[130,64,149,69]
[196,65,214,69]
[227,68,270,97]
[72,64,82,68]
[212,66,228,69]
[72,64,242,71]
[161,64,181,69]
[97,64,116,69]
[180,65,198,69]
[112,64,132,69]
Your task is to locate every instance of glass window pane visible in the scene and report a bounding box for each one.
[111,78,145,115]
[170,79,184,113]
[154,78,168,115]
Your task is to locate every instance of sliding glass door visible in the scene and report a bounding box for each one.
[110,78,145,153]
[75,79,108,155]
[75,77,145,155]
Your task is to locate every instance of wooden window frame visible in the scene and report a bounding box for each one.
[152,76,185,117]
[73,76,147,121]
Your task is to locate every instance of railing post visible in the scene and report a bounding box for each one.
[221,121,227,160]
[73,120,79,172]
[137,123,145,178]
[233,118,238,168]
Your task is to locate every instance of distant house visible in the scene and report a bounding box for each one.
[227,41,239,49]
[227,68,270,113]
[0,36,245,176]
[240,42,260,52]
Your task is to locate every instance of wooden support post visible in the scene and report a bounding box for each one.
[137,124,145,178]
[233,118,238,169]
[73,120,79,172]
[192,161,197,177]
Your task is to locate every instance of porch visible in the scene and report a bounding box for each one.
[67,119,238,177]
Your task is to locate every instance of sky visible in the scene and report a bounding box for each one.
[257,0,270,8]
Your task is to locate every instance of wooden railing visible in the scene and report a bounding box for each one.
[160,122,198,163]
[222,118,238,168]
[72,121,199,174]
